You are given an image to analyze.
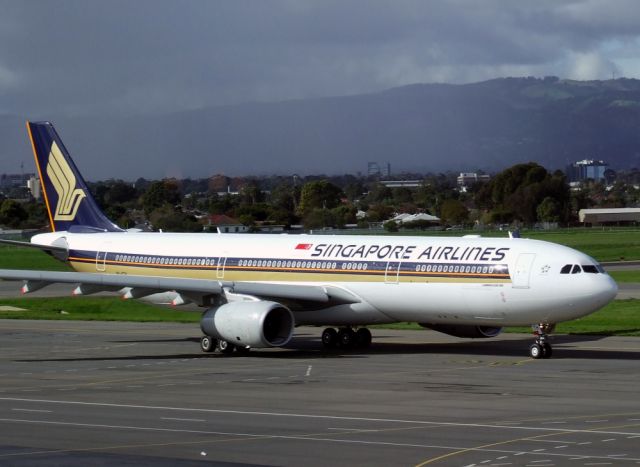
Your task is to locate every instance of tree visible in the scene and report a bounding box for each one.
[149,204,201,232]
[298,180,343,216]
[383,220,399,232]
[0,199,28,228]
[474,163,570,225]
[440,199,469,225]
[141,180,181,215]
[536,197,560,222]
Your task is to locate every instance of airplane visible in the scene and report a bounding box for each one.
[0,121,618,359]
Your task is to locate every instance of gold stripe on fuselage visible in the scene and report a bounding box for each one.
[69,260,511,284]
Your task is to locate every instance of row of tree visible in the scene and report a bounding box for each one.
[3,162,640,232]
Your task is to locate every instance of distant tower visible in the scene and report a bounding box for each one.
[368,162,380,177]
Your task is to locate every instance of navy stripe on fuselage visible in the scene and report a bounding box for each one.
[68,249,511,280]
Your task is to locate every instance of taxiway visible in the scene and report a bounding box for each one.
[0,320,638,466]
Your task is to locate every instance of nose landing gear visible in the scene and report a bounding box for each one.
[530,323,554,359]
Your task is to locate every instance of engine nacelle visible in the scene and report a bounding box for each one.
[200,301,294,348]
[420,324,502,338]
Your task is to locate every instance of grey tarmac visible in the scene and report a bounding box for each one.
[0,319,638,466]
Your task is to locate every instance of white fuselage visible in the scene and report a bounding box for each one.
[32,231,618,327]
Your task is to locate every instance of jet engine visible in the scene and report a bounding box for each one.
[200,301,294,348]
[420,324,502,338]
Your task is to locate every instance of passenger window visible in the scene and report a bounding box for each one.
[582,265,599,274]
[571,264,582,274]
[560,264,572,274]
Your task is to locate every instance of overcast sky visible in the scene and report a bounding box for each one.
[2,0,640,118]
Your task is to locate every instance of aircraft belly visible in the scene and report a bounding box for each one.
[293,302,391,326]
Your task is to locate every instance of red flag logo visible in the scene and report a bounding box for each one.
[295,243,312,250]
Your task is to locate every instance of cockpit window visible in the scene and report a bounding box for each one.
[560,264,572,274]
[582,265,599,274]
[571,265,582,274]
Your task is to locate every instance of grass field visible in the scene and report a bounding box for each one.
[1,296,638,336]
[0,244,71,271]
[0,296,200,323]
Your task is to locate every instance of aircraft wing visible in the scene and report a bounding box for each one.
[0,269,360,307]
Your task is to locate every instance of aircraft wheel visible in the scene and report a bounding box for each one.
[321,328,338,348]
[218,340,235,354]
[542,342,553,359]
[356,328,372,348]
[200,335,217,353]
[338,328,356,349]
[529,343,543,359]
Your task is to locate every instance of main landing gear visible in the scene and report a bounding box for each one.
[200,336,250,355]
[529,323,554,359]
[321,327,372,350]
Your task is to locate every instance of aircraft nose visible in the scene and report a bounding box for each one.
[598,273,618,304]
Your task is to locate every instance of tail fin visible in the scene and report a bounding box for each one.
[26,121,123,233]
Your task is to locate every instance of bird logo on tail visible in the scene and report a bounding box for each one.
[46,141,86,221]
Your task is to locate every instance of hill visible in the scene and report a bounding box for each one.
[3,77,640,178]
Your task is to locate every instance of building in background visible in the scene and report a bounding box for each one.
[27,176,41,199]
[367,162,391,178]
[566,160,608,183]
[456,172,490,191]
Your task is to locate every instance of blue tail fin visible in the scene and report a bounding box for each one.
[27,121,123,233]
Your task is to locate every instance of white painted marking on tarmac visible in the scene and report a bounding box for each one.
[534,440,576,444]
[627,435,640,439]
[532,449,547,452]
[586,420,608,423]
[601,438,615,442]
[554,445,567,449]
[161,417,205,423]
[306,365,312,377]
[578,442,592,445]
[11,409,51,413]
[1,397,640,437]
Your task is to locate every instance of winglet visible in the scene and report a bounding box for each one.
[26,121,123,232]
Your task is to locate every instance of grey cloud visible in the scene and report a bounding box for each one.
[2,0,640,117]
[2,1,640,175]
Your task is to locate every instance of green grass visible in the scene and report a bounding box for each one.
[373,299,640,337]
[0,297,200,323]
[0,244,71,271]
[523,229,640,262]
[2,296,638,337]
[608,270,640,283]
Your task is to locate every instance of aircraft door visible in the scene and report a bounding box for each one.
[96,244,109,272]
[512,253,536,288]
[384,261,401,284]
[216,256,227,279]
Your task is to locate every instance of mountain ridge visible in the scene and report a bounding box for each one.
[2,77,640,179]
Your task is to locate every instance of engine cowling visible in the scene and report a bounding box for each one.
[200,301,294,348]
[420,324,502,338]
